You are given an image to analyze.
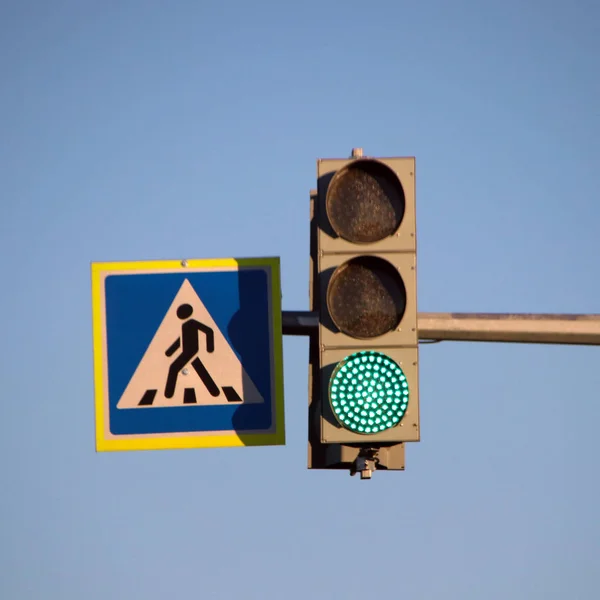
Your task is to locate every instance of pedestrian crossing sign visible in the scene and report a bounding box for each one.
[91,257,285,452]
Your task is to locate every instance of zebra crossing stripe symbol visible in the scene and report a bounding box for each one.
[116,279,264,409]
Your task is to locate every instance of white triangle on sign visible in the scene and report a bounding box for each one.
[117,279,265,409]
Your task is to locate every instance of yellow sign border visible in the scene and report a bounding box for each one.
[91,257,285,452]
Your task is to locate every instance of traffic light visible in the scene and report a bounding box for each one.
[308,150,418,477]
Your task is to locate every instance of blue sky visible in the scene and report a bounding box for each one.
[2,1,600,598]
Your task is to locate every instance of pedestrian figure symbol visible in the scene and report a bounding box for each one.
[164,303,220,399]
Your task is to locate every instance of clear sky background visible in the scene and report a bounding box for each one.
[1,1,599,598]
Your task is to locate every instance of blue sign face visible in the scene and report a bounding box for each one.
[91,258,284,452]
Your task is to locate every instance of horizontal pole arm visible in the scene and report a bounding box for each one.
[282,311,319,336]
[418,312,600,345]
[282,311,600,345]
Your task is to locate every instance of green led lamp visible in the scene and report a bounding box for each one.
[329,350,409,435]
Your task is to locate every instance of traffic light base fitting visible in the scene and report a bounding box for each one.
[308,442,405,478]
[351,449,379,480]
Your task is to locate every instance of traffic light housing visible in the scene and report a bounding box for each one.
[308,152,419,474]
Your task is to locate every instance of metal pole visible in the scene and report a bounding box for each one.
[282,311,600,345]
[282,311,318,336]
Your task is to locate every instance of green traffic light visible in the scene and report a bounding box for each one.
[329,351,409,435]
